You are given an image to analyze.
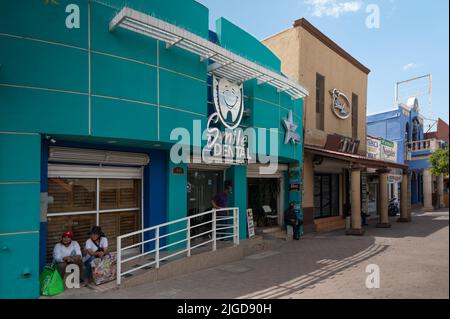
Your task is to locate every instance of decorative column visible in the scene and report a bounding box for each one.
[377,168,391,228]
[423,169,434,211]
[346,165,364,236]
[397,169,410,223]
[302,152,316,233]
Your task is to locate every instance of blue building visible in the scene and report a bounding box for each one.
[367,97,446,209]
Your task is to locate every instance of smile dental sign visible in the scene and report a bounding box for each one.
[204,76,250,164]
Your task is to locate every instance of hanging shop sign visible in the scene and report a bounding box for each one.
[330,88,351,120]
[204,76,251,164]
[325,134,360,155]
[282,110,301,145]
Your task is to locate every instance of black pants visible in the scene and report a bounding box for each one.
[285,220,300,239]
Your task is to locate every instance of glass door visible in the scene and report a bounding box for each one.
[187,170,224,216]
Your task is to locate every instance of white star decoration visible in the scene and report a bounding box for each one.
[283,110,301,145]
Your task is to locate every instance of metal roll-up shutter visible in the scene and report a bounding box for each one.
[246,164,289,178]
[49,147,149,166]
[48,164,143,179]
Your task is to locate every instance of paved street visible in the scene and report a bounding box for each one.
[80,210,449,299]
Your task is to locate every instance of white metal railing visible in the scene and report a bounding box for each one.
[116,207,239,285]
[408,139,447,153]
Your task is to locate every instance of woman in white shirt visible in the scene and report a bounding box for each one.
[83,226,109,282]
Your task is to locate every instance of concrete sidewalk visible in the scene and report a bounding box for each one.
[72,209,449,299]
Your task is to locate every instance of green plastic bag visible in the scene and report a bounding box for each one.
[39,264,65,296]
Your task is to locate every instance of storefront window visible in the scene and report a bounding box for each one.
[314,174,339,218]
[47,177,141,262]
[100,179,140,210]
[48,178,96,213]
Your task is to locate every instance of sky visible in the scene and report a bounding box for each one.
[196,0,449,127]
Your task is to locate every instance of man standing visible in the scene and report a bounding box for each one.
[285,202,301,240]
[212,181,232,239]
[212,181,232,209]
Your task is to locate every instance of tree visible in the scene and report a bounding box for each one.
[430,148,449,176]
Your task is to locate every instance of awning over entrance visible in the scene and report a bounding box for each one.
[109,7,309,99]
[305,145,408,170]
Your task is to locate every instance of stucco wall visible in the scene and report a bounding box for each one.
[264,25,369,154]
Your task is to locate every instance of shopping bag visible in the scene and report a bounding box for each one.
[91,253,117,285]
[39,264,65,296]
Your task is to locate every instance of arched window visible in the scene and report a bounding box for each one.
[405,122,410,143]
[412,118,420,142]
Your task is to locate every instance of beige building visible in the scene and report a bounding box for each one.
[264,18,411,234]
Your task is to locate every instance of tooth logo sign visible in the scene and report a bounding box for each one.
[213,76,244,130]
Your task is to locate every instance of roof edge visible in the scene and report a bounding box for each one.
[294,18,371,75]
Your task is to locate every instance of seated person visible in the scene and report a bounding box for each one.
[83,226,108,282]
[53,231,83,281]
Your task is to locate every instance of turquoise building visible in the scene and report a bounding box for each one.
[0,0,307,298]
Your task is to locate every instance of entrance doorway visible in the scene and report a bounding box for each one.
[247,178,280,228]
[187,169,224,216]
[187,169,225,239]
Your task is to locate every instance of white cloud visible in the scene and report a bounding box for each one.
[402,63,418,71]
[305,0,364,18]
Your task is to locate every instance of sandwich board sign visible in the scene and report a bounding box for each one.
[247,209,255,238]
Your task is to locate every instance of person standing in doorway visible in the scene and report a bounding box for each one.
[212,180,232,209]
[212,181,232,239]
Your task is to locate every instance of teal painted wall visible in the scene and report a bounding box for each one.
[226,166,248,240]
[216,17,281,72]
[0,133,41,299]
[0,0,303,164]
[0,0,208,142]
[166,161,188,249]
[0,0,305,299]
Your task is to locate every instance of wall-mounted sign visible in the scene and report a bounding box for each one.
[213,76,244,130]
[282,110,301,145]
[172,167,185,175]
[381,139,398,163]
[367,136,381,160]
[330,89,351,120]
[247,209,255,238]
[204,76,250,164]
[366,136,398,163]
[325,134,360,155]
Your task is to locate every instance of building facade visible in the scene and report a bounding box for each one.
[0,0,307,298]
[367,99,448,210]
[264,18,409,235]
